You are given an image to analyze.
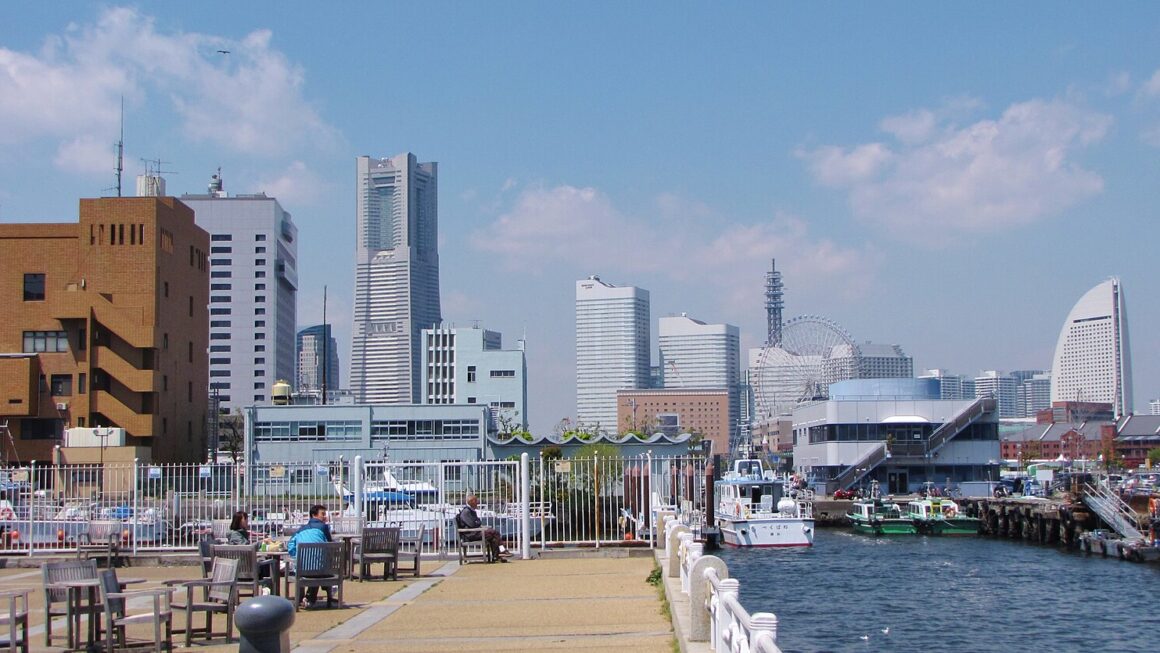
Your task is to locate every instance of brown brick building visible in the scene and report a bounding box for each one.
[616,389,731,455]
[0,197,209,463]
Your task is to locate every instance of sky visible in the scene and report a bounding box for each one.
[1,3,1158,436]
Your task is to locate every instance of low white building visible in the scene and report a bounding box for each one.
[792,379,1000,494]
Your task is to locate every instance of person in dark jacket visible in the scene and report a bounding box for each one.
[458,495,507,563]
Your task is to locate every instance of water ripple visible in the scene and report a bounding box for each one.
[716,529,1160,653]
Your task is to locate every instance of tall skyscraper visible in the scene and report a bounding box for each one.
[1050,278,1133,417]
[351,153,441,404]
[297,324,340,394]
[658,314,740,444]
[576,276,650,433]
[181,174,297,412]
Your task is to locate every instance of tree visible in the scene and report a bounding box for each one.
[218,409,245,464]
[1146,447,1160,467]
[496,410,532,442]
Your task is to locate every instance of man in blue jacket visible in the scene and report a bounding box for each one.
[289,504,334,608]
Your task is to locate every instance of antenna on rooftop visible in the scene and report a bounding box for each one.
[105,97,125,197]
[137,158,176,197]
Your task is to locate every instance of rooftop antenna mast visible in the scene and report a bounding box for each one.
[321,286,329,405]
[107,97,125,197]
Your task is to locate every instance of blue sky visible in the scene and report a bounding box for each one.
[2,3,1158,435]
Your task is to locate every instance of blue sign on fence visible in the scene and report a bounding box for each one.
[148,466,162,480]
[198,466,212,479]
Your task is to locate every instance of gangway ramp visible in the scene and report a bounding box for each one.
[1081,483,1145,541]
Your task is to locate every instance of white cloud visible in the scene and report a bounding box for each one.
[1105,71,1132,97]
[471,187,879,314]
[799,98,1110,245]
[1140,69,1160,98]
[252,161,330,207]
[879,109,937,145]
[0,7,336,166]
[54,135,118,174]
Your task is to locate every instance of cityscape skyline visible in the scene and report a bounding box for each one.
[1,5,1158,437]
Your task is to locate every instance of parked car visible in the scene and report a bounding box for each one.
[833,488,857,500]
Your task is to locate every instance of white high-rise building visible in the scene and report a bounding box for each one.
[351,153,441,404]
[919,369,970,400]
[576,276,650,433]
[1017,373,1051,418]
[181,175,297,413]
[1050,278,1132,417]
[659,314,740,444]
[422,324,528,432]
[975,370,1018,418]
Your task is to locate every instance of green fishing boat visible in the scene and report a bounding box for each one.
[848,497,916,535]
[906,497,981,536]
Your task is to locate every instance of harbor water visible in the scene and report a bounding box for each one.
[716,529,1159,653]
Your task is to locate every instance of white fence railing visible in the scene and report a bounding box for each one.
[663,518,781,653]
[0,452,706,557]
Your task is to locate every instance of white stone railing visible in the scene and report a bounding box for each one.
[663,519,781,653]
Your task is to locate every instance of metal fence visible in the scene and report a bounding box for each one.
[0,453,707,557]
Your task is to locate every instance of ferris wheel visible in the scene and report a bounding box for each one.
[753,315,861,420]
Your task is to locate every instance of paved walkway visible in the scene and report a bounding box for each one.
[7,552,675,652]
[293,555,674,653]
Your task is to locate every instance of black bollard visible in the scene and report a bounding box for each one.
[236,595,295,653]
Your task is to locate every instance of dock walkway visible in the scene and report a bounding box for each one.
[4,552,676,653]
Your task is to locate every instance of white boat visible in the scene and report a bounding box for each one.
[715,458,814,547]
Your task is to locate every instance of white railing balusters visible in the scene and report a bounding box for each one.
[666,524,783,653]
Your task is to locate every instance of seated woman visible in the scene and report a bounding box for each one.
[227,511,276,589]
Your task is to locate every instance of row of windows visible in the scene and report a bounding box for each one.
[253,420,363,442]
[210,234,267,242]
[90,222,147,247]
[210,268,270,280]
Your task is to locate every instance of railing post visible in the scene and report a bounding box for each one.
[132,458,140,555]
[520,453,530,560]
[750,612,779,651]
[352,456,363,525]
[715,578,739,652]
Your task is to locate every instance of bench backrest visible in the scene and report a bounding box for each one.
[296,542,344,576]
[360,527,401,554]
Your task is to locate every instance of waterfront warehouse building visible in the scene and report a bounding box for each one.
[658,314,740,447]
[792,378,1000,495]
[1050,277,1132,417]
[576,276,650,433]
[181,177,298,412]
[421,324,528,432]
[351,153,441,405]
[297,325,340,395]
[0,197,209,463]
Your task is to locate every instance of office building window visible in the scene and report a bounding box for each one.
[49,374,72,396]
[255,246,266,253]
[211,234,232,241]
[23,273,45,301]
[23,331,68,353]
[467,366,477,382]
[490,370,516,378]
[255,234,266,241]
[255,283,266,291]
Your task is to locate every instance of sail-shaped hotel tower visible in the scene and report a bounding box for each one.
[1050,278,1132,417]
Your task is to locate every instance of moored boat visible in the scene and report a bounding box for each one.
[906,497,980,536]
[716,458,814,547]
[848,483,915,535]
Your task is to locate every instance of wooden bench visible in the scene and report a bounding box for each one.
[76,520,122,568]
